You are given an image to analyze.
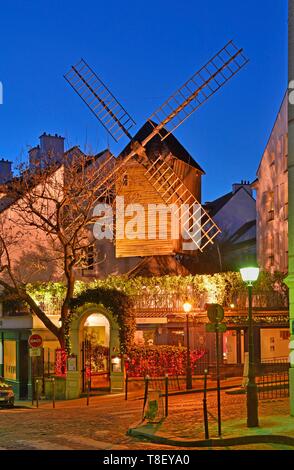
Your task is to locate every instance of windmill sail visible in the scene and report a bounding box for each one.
[64,59,136,142]
[64,41,248,251]
[147,40,248,140]
[141,155,220,251]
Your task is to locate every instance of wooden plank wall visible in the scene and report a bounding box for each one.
[115,157,202,258]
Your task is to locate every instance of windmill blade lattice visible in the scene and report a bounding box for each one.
[64,59,136,142]
[140,154,220,251]
[64,41,248,251]
[147,40,248,140]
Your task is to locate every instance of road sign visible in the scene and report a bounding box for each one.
[206,323,216,333]
[205,322,227,333]
[206,304,224,323]
[28,334,43,348]
[29,347,42,357]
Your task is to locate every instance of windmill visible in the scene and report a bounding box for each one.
[64,40,248,252]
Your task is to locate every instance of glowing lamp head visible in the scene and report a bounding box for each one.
[183,301,192,314]
[240,267,260,285]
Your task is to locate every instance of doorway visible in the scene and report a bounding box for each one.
[81,313,110,391]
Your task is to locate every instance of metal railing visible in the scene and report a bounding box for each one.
[257,357,289,399]
[258,370,289,399]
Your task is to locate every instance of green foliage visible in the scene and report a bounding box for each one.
[21,271,288,352]
[25,270,288,313]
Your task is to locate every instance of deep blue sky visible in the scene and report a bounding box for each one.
[0,0,287,201]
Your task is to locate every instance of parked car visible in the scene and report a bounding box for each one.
[0,377,15,408]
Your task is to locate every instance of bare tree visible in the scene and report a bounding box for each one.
[0,149,113,350]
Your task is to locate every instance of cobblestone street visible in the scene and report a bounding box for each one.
[0,390,293,450]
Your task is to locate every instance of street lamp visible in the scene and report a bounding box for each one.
[183,300,193,390]
[240,266,260,427]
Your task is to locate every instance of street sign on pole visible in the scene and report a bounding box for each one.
[205,322,227,333]
[205,303,226,438]
[29,347,42,357]
[206,304,224,323]
[28,334,43,348]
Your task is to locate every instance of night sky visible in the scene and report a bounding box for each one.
[0,0,287,201]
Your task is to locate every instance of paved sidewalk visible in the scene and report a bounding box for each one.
[128,392,294,450]
[3,387,294,450]
[129,414,294,449]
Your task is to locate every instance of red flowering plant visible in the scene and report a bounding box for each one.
[54,348,67,377]
[125,345,207,377]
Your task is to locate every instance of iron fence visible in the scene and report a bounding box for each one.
[257,357,289,399]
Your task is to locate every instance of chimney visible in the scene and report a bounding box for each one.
[29,146,41,168]
[39,133,65,164]
[232,180,253,196]
[29,133,65,169]
[0,158,13,184]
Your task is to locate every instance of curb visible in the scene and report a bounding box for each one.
[133,384,242,400]
[167,384,242,397]
[127,427,294,448]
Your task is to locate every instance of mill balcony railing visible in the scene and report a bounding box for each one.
[1,288,289,318]
[131,289,288,316]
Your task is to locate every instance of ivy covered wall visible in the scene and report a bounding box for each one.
[25,271,287,314]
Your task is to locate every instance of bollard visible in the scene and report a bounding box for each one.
[87,379,90,406]
[31,378,34,406]
[47,349,50,376]
[52,378,56,409]
[35,379,40,408]
[142,375,150,419]
[165,374,169,417]
[125,372,128,401]
[203,369,209,440]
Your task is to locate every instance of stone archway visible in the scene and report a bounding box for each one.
[70,303,124,394]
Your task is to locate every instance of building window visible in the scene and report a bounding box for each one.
[81,246,95,273]
[86,245,94,270]
[284,203,288,220]
[122,174,128,186]
[267,209,274,221]
[267,191,274,221]
[280,330,290,340]
[268,255,274,267]
[285,251,289,270]
[4,341,17,380]
[284,134,288,158]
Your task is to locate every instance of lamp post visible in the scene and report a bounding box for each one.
[183,301,193,390]
[240,266,260,428]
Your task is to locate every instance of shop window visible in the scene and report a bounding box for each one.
[4,340,16,380]
[280,330,290,340]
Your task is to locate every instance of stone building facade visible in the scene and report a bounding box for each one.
[253,94,288,273]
